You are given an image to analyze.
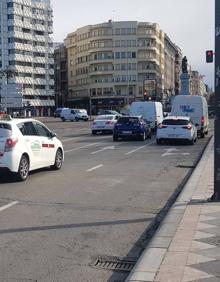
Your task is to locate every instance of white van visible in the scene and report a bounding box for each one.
[60,108,89,122]
[130,101,163,130]
[170,95,209,137]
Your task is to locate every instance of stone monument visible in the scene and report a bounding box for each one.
[180,56,191,95]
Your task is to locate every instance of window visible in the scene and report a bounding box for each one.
[132,52,136,58]
[115,29,120,35]
[121,52,126,59]
[34,123,50,137]
[21,122,37,136]
[115,52,120,59]
[0,123,12,137]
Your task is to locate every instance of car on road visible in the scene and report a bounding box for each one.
[0,114,64,181]
[91,114,121,134]
[97,109,119,115]
[113,116,151,141]
[60,108,89,121]
[156,116,197,145]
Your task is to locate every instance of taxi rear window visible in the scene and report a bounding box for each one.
[0,123,12,137]
[162,119,189,125]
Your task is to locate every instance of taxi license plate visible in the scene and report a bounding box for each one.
[122,131,132,134]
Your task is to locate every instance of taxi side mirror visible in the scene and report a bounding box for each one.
[50,132,57,138]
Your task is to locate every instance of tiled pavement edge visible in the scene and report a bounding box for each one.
[126,137,219,282]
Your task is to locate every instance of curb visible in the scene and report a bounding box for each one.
[126,135,213,281]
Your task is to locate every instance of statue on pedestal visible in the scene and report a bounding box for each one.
[182,56,188,73]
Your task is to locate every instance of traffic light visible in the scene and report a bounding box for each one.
[143,90,148,100]
[206,50,214,63]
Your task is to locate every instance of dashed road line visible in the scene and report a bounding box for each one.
[0,201,18,212]
[64,142,102,153]
[125,141,155,155]
[86,164,103,172]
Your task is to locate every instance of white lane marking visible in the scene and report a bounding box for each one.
[0,201,18,212]
[162,148,178,157]
[62,135,111,143]
[64,142,102,153]
[62,137,80,142]
[86,164,103,172]
[125,141,155,155]
[162,148,190,157]
[91,145,115,155]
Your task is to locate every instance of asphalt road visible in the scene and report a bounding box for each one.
[0,118,214,282]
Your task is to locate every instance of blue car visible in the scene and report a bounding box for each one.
[113,116,151,141]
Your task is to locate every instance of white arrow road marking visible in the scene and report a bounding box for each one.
[0,201,18,212]
[86,164,103,172]
[162,148,178,157]
[91,145,115,155]
[162,148,190,157]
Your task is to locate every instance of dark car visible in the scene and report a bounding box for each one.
[113,116,151,141]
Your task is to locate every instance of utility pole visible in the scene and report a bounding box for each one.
[213,0,220,200]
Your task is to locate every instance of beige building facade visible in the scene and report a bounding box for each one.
[64,21,181,111]
[190,71,207,96]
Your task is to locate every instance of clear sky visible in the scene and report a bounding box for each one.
[51,0,214,88]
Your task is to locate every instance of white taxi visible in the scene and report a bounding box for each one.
[0,114,64,181]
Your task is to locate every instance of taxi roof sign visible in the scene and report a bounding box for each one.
[0,113,12,121]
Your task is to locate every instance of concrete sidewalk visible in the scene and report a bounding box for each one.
[126,137,219,282]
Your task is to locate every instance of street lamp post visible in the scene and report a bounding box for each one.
[212,0,220,200]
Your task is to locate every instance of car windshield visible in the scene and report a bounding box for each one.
[118,117,139,124]
[162,119,189,125]
[74,109,81,113]
[96,115,114,120]
[0,123,12,137]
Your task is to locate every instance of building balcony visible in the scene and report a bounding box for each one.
[34,67,46,75]
[34,57,46,64]
[48,69,54,75]
[48,58,54,64]
[89,70,114,76]
[48,79,54,85]
[16,66,33,73]
[17,77,34,84]
[34,46,46,53]
[23,89,34,95]
[47,26,53,34]
[35,78,46,85]
[34,24,46,32]
[33,35,45,42]
[23,44,33,52]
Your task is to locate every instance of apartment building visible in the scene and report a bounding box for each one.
[54,43,68,108]
[0,0,54,116]
[64,21,181,112]
[190,70,207,96]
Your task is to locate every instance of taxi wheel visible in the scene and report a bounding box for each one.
[16,154,29,181]
[51,149,63,170]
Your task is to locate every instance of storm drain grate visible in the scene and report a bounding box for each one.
[90,256,135,272]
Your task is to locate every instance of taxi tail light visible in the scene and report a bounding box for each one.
[201,116,205,126]
[4,137,18,152]
[182,125,192,130]
[159,124,167,129]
